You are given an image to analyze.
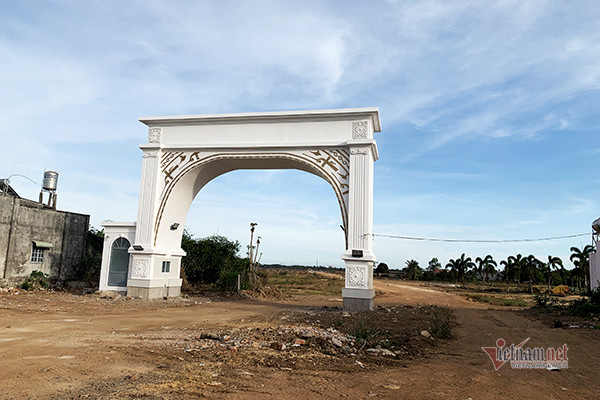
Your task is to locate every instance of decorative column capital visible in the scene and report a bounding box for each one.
[350,148,370,155]
[143,151,158,159]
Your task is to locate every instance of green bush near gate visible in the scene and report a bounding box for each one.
[214,257,251,291]
[181,230,245,288]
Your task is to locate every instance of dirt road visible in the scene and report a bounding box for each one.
[1,279,598,399]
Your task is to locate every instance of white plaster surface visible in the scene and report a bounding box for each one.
[100,108,381,307]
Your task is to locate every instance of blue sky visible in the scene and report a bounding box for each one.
[1,0,599,269]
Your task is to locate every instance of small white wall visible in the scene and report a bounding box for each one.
[98,221,136,292]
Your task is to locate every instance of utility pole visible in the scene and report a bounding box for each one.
[253,236,262,270]
[249,222,257,271]
[248,222,258,285]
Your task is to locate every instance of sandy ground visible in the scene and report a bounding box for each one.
[1,277,599,399]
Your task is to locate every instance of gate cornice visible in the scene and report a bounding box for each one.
[139,107,381,131]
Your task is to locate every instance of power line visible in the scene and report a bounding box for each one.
[371,232,590,243]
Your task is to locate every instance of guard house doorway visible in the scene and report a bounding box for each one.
[108,237,131,287]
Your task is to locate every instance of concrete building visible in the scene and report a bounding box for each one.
[0,192,89,286]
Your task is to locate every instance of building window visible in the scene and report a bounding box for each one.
[30,241,53,263]
[161,261,171,273]
[31,246,45,263]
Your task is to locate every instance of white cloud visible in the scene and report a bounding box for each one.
[1,1,599,270]
[356,0,600,150]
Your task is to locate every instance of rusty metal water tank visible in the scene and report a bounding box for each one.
[42,171,58,191]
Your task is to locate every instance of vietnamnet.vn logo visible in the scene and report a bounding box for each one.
[482,338,568,370]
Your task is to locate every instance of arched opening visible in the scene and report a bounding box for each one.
[108,237,131,286]
[154,154,349,255]
[184,168,345,266]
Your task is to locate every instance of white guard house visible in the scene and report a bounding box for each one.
[99,108,381,312]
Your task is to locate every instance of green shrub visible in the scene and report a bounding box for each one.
[181,231,242,285]
[568,299,596,316]
[375,262,389,274]
[70,227,104,284]
[501,298,529,307]
[568,295,600,316]
[353,314,373,341]
[21,270,49,291]
[589,287,600,305]
[214,258,249,292]
[533,293,551,308]
[429,306,453,339]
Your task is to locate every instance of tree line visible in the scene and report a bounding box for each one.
[376,245,596,293]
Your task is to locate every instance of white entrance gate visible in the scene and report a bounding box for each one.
[100,108,381,312]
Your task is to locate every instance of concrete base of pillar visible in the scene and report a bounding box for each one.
[342,288,375,312]
[127,277,182,299]
[127,284,181,299]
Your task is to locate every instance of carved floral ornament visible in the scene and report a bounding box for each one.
[347,265,367,287]
[148,127,162,143]
[352,121,369,139]
[132,259,149,278]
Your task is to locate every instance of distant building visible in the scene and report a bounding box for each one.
[0,192,89,286]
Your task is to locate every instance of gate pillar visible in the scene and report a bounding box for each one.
[127,143,184,298]
[342,142,377,312]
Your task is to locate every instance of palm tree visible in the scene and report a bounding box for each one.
[446,253,475,286]
[570,245,594,290]
[500,258,515,292]
[405,259,422,280]
[545,255,563,293]
[427,257,442,272]
[507,254,526,292]
[474,257,484,289]
[523,255,542,294]
[445,258,461,286]
[570,266,583,290]
[475,255,497,291]
[461,253,476,286]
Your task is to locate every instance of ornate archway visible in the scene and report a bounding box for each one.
[104,108,381,312]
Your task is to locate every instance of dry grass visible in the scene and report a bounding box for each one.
[463,293,531,307]
[263,269,343,297]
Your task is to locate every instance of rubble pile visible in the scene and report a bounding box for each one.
[148,305,449,366]
[183,324,381,357]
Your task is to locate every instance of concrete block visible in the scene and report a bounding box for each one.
[343,296,374,312]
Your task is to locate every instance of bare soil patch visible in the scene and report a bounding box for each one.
[1,272,599,399]
[43,303,451,398]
